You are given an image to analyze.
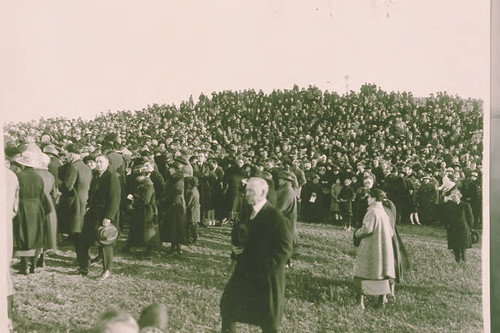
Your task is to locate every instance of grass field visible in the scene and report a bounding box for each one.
[11,222,483,332]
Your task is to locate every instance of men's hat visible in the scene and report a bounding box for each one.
[15,151,40,168]
[65,143,81,154]
[43,145,59,157]
[5,146,21,161]
[279,170,295,182]
[258,171,274,183]
[174,155,189,166]
[96,224,120,245]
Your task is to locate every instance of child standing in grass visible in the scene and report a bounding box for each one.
[185,176,200,243]
[338,178,355,230]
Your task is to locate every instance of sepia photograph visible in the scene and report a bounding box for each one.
[1,1,492,332]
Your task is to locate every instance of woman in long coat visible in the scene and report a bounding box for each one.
[160,163,187,254]
[130,164,160,253]
[13,151,51,275]
[353,188,395,309]
[441,188,474,263]
[34,152,58,267]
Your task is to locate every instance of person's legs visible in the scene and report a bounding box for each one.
[461,249,466,262]
[453,249,461,263]
[29,256,37,274]
[102,245,113,272]
[19,257,29,275]
[78,236,90,275]
[260,325,278,333]
[37,250,45,267]
[71,232,81,258]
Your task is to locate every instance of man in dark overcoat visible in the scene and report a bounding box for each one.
[275,171,298,268]
[58,144,91,257]
[77,154,121,279]
[440,188,474,263]
[220,177,292,333]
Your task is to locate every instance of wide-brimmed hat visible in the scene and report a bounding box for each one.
[15,151,40,168]
[43,145,59,157]
[96,224,120,245]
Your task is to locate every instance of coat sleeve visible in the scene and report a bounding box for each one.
[263,211,293,274]
[104,173,121,221]
[60,164,77,192]
[464,202,474,228]
[355,209,376,239]
[133,183,153,209]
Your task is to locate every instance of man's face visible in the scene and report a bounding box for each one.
[363,178,374,189]
[245,180,266,206]
[95,156,109,173]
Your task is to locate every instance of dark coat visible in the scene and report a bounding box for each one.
[131,177,159,247]
[35,169,58,250]
[185,187,201,224]
[220,202,292,329]
[441,201,474,250]
[58,159,92,233]
[160,172,187,244]
[276,183,297,237]
[81,169,121,245]
[339,185,355,216]
[48,155,62,188]
[13,168,51,251]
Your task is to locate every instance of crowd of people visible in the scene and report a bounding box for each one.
[3,84,483,331]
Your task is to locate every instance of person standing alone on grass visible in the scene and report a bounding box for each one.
[440,188,474,263]
[77,154,121,279]
[353,188,395,309]
[220,177,293,333]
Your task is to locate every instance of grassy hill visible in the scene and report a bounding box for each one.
[11,223,483,332]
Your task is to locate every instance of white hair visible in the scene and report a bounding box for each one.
[247,177,269,195]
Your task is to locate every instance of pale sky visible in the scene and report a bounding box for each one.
[0,0,490,122]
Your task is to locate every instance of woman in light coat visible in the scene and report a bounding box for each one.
[353,188,395,309]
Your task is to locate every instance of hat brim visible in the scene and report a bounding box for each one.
[97,225,121,245]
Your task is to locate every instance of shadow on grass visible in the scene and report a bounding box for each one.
[285,270,353,304]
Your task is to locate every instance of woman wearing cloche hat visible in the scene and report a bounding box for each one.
[13,151,52,275]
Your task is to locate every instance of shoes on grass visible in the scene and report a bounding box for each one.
[99,270,111,280]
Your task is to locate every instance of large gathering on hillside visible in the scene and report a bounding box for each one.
[4,84,483,332]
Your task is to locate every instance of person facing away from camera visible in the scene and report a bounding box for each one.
[220,177,293,333]
[353,188,395,309]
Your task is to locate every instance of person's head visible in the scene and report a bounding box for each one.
[92,309,139,333]
[344,178,352,186]
[363,175,374,189]
[95,154,110,174]
[65,143,81,162]
[367,188,385,205]
[83,154,97,170]
[138,303,168,332]
[245,177,268,206]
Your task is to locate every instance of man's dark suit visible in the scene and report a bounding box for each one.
[220,201,292,332]
[78,168,121,274]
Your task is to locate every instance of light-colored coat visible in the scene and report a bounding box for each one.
[354,202,395,280]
